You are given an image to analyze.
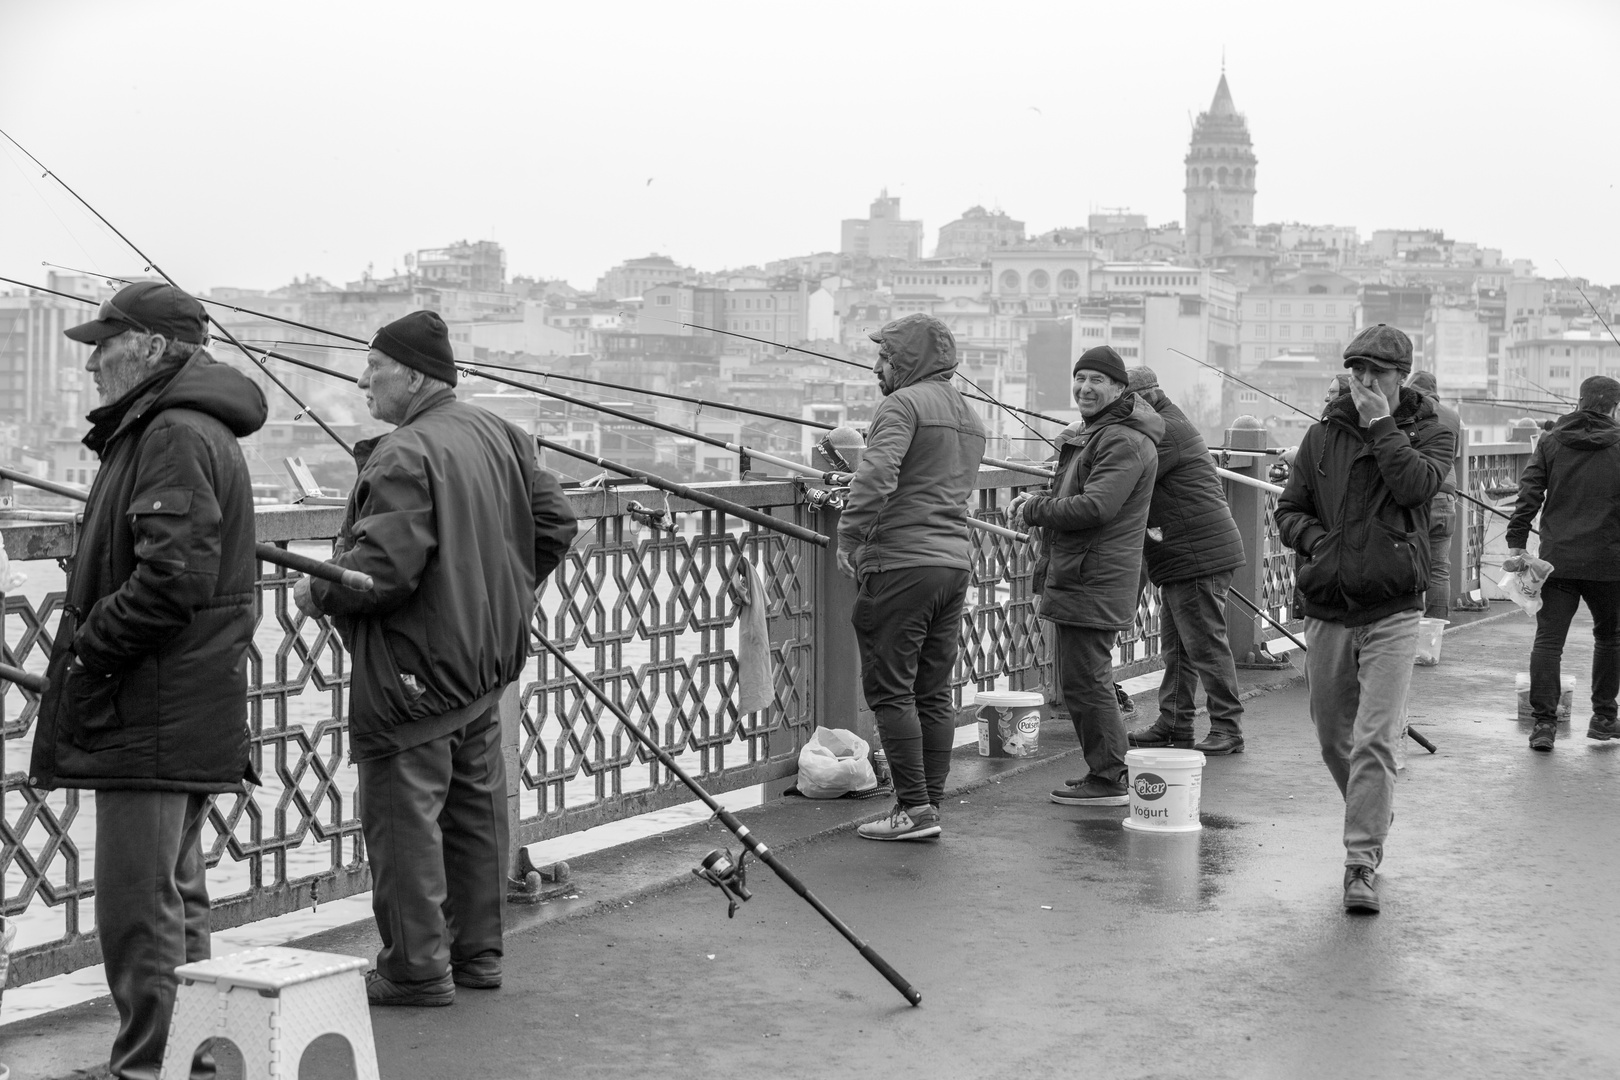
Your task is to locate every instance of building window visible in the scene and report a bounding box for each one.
[1000,270,1021,291]
[1254,346,1267,360]
[1303,326,1314,338]
[1325,303,1336,316]
[1303,303,1315,315]
[1029,270,1050,292]
[1255,302,1268,315]
[1058,269,1080,291]
[1279,304,1291,315]
[1279,326,1291,338]
[1256,326,1268,338]
[1119,346,1139,357]
[656,294,671,306]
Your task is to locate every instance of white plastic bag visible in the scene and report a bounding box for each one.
[795,727,878,799]
[1498,556,1552,617]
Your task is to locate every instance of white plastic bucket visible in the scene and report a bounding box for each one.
[1122,748,1205,833]
[975,690,1044,758]
[1516,672,1575,721]
[1414,618,1448,665]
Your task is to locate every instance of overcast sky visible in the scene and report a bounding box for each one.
[3,0,1616,294]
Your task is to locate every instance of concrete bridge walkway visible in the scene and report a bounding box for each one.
[10,604,1620,1079]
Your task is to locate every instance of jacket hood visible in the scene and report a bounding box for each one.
[155,352,269,437]
[1056,391,1165,449]
[873,315,959,391]
[1325,385,1433,431]
[1548,407,1620,450]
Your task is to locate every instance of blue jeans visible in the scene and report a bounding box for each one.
[1154,572,1245,739]
[1304,610,1419,870]
[1426,493,1454,620]
[1530,577,1620,725]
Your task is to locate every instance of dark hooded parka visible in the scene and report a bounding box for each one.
[1507,407,1620,579]
[839,314,987,577]
[31,351,268,792]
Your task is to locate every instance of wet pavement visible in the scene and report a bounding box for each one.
[10,604,1620,1079]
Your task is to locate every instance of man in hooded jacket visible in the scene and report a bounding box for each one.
[1122,367,1248,755]
[30,282,268,1080]
[1505,375,1620,749]
[1011,345,1162,806]
[1276,324,1454,914]
[838,313,986,842]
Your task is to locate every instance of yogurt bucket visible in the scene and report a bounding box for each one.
[975,690,1044,758]
[1515,672,1575,721]
[1122,748,1205,833]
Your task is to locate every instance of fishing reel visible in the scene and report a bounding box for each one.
[802,484,848,512]
[625,499,677,535]
[692,847,753,918]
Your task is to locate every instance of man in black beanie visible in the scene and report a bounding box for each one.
[295,309,578,1004]
[1010,345,1162,806]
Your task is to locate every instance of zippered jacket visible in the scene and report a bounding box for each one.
[1275,388,1454,626]
[1506,408,1620,580]
[1136,387,1244,586]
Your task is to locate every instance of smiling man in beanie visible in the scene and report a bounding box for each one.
[294,309,578,1004]
[1010,345,1161,807]
[1276,324,1454,914]
[32,281,266,1079]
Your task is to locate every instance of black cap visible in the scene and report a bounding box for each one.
[373,310,458,387]
[64,282,209,345]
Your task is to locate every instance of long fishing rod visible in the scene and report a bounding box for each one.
[1523,377,1573,405]
[0,662,49,695]
[0,465,375,589]
[1556,260,1620,349]
[0,128,354,454]
[533,635,921,1005]
[1168,347,1319,423]
[628,308,1061,447]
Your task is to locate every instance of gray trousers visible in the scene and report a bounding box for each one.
[95,789,214,1080]
[1055,624,1128,785]
[1304,611,1419,870]
[359,703,508,983]
[1154,571,1245,739]
[1426,493,1455,620]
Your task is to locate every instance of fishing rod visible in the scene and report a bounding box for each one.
[0,663,48,695]
[533,635,921,1005]
[1556,260,1620,349]
[0,466,375,589]
[1168,347,1319,423]
[1523,377,1573,405]
[628,309,1061,448]
[0,128,354,454]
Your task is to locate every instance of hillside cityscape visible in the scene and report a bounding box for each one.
[3,70,1616,499]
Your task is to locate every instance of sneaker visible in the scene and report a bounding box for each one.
[1114,683,1136,717]
[1194,731,1246,756]
[1587,716,1620,741]
[366,969,455,1007]
[1529,721,1557,751]
[857,803,941,841]
[1127,724,1193,749]
[1050,777,1129,806]
[1343,865,1380,914]
[452,954,502,989]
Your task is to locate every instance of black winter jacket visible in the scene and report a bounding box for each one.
[30,351,268,792]
[1506,408,1620,580]
[1024,393,1162,630]
[1275,388,1454,627]
[309,390,578,761]
[1137,388,1244,586]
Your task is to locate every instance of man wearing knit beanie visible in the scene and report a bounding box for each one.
[295,310,579,1004]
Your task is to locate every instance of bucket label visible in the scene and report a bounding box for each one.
[1133,772,1169,801]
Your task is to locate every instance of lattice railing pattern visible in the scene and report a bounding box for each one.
[1462,445,1532,594]
[1257,490,1301,645]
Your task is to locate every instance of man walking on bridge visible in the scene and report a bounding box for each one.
[839,313,986,842]
[295,310,577,1004]
[1276,325,1454,914]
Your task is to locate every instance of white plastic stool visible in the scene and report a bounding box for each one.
[160,946,379,1080]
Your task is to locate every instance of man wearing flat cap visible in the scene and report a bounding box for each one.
[1010,345,1162,807]
[1276,324,1454,914]
[294,309,578,1004]
[31,281,267,1078]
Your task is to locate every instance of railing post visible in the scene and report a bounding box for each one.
[1223,419,1284,667]
[499,681,525,884]
[1450,425,1482,608]
[812,505,875,744]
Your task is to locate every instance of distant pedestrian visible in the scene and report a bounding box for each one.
[1122,367,1247,756]
[1505,375,1620,750]
[32,282,268,1078]
[1406,370,1461,622]
[839,314,986,841]
[1010,345,1161,807]
[295,310,577,1004]
[1276,325,1454,914]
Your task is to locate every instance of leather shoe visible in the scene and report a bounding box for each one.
[366,969,454,1006]
[452,954,502,989]
[1194,731,1245,755]
[1127,724,1193,749]
[1343,865,1380,914]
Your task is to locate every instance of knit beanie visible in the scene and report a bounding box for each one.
[1073,345,1128,386]
[373,310,458,386]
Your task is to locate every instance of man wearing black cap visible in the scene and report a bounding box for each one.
[1276,324,1454,914]
[294,310,577,1004]
[1010,345,1162,807]
[30,282,268,1078]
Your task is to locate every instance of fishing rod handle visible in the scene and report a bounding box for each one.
[255,543,374,591]
[860,944,923,1006]
[0,663,48,695]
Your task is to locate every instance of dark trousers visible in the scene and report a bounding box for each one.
[1154,572,1245,739]
[1426,493,1455,620]
[359,702,508,983]
[95,789,213,1080]
[1530,577,1620,724]
[1055,624,1128,785]
[852,565,971,809]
